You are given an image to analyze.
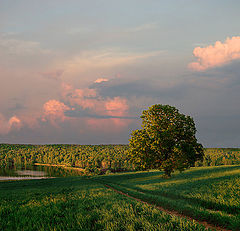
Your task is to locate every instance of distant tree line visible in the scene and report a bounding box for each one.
[195,148,240,167]
[0,144,240,175]
[0,144,132,175]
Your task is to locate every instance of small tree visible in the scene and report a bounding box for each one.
[128,104,203,177]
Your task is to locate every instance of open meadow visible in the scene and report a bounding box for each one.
[0,164,240,230]
[95,165,240,230]
[1,145,240,230]
[0,175,208,231]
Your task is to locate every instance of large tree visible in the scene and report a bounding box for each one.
[128,104,203,177]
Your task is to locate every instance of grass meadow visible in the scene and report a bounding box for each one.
[94,165,240,230]
[0,176,207,231]
[0,165,239,230]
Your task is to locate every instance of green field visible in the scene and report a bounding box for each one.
[1,144,240,230]
[1,165,240,230]
[0,176,207,231]
[95,165,240,230]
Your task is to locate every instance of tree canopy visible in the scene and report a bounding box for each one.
[128,104,203,176]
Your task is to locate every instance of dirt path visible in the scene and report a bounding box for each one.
[104,184,231,231]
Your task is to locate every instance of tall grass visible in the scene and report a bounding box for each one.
[0,176,208,231]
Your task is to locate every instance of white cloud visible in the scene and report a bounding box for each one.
[189,36,240,71]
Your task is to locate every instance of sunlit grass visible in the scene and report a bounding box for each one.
[0,176,208,231]
[95,165,240,230]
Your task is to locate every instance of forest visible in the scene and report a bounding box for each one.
[1,144,240,175]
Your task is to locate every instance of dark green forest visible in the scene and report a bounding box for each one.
[1,144,240,175]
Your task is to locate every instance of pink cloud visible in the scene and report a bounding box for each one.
[62,83,130,117]
[62,83,99,110]
[104,97,130,128]
[94,78,109,83]
[42,99,71,125]
[61,83,132,129]
[105,97,129,117]
[9,116,21,127]
[0,114,22,134]
[189,36,240,71]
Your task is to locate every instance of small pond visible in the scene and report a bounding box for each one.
[0,165,82,181]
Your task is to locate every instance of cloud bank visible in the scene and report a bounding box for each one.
[2,29,240,146]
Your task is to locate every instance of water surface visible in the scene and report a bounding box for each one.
[0,165,82,181]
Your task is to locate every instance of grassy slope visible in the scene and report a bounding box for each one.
[95,165,240,231]
[0,177,207,231]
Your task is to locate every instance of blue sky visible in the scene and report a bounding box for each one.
[1,0,240,146]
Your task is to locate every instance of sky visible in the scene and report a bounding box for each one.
[1,0,240,147]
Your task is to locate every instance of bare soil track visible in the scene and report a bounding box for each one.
[104,184,231,231]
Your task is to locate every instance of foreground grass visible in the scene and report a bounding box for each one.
[0,177,207,231]
[94,165,240,231]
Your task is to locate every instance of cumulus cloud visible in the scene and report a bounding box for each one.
[60,82,133,129]
[85,101,133,130]
[0,114,22,134]
[9,116,21,127]
[105,97,129,117]
[42,100,71,125]
[61,83,98,110]
[61,82,130,117]
[189,36,240,71]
